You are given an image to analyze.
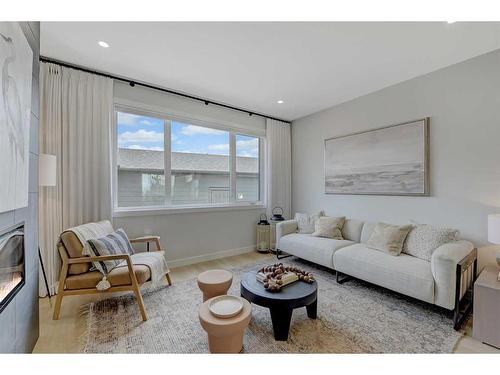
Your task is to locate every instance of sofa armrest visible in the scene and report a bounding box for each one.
[431,240,474,309]
[276,220,298,249]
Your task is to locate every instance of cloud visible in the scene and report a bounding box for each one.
[236,138,259,157]
[207,144,229,152]
[117,113,142,126]
[119,129,164,144]
[179,125,226,136]
[205,138,259,157]
[126,145,164,151]
[117,113,161,127]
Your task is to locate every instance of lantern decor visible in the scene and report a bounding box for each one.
[256,263,315,293]
[256,214,270,253]
[269,206,286,252]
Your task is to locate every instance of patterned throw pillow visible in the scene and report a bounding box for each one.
[83,228,134,275]
[295,211,325,234]
[312,216,345,239]
[403,224,459,261]
[366,222,412,256]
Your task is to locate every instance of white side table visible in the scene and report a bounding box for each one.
[473,266,500,349]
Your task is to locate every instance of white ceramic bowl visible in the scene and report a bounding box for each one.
[209,295,244,319]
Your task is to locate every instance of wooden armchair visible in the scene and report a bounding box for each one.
[53,230,171,322]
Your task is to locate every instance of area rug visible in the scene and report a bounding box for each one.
[82,258,463,353]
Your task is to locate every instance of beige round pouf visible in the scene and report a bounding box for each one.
[199,297,251,353]
[197,269,233,302]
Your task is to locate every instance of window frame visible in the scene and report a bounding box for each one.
[112,104,266,216]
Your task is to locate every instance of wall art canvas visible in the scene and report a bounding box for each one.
[325,118,429,196]
[0,22,33,212]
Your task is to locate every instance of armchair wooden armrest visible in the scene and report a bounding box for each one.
[67,254,131,265]
[129,236,162,252]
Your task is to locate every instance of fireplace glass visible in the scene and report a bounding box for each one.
[0,223,25,314]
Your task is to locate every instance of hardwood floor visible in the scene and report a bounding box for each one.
[33,252,498,353]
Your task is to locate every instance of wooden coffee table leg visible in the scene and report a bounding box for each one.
[306,298,317,319]
[269,307,293,341]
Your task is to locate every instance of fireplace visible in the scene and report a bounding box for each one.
[0,223,25,314]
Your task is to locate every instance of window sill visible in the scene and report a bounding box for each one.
[113,203,266,218]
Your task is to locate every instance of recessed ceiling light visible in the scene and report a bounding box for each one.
[98,41,110,48]
[277,100,284,104]
[447,21,456,24]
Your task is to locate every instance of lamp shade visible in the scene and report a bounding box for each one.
[487,214,500,244]
[39,154,57,187]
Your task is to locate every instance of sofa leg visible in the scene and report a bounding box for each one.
[336,271,352,284]
[276,248,292,260]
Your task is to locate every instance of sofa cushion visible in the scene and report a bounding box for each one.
[403,224,459,261]
[312,216,345,239]
[295,211,324,234]
[333,243,434,304]
[360,221,377,244]
[366,222,412,256]
[342,219,364,242]
[279,233,354,268]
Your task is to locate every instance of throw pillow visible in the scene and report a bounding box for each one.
[295,211,325,234]
[366,222,412,256]
[83,228,134,275]
[403,224,459,261]
[312,216,345,239]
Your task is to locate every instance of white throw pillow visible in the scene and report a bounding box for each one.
[295,211,325,234]
[366,222,412,256]
[403,224,459,261]
[312,216,345,239]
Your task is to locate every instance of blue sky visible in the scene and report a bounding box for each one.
[117,112,258,157]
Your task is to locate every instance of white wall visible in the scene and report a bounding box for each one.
[292,49,500,266]
[113,82,266,266]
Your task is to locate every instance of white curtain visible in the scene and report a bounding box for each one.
[38,62,113,296]
[266,119,292,220]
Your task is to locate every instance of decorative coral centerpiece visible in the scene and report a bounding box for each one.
[256,263,315,293]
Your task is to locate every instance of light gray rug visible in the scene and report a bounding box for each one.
[82,258,463,353]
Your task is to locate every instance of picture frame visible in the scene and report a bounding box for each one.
[324,118,430,196]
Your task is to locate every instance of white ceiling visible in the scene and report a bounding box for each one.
[41,22,500,121]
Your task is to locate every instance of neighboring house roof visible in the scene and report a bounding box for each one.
[118,148,258,174]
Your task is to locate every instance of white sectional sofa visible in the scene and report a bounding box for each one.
[276,218,476,319]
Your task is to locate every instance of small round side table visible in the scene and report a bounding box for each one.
[198,297,251,353]
[197,269,233,301]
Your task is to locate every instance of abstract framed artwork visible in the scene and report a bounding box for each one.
[0,22,33,212]
[325,118,429,196]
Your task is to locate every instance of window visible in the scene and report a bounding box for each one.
[236,135,260,202]
[171,122,230,205]
[116,112,166,207]
[115,109,263,211]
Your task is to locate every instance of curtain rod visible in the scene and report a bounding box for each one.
[39,56,291,124]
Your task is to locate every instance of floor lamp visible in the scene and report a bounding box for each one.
[39,154,57,300]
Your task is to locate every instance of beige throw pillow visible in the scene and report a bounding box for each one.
[312,216,345,239]
[366,222,412,256]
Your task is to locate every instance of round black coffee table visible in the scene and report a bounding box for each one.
[240,269,317,341]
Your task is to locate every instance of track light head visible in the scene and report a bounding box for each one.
[129,81,135,87]
[205,101,209,105]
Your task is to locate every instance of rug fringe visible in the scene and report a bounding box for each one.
[78,302,95,352]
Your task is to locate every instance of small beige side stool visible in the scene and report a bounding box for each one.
[197,269,233,301]
[199,297,251,353]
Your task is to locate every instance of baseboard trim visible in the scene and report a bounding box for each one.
[168,245,256,268]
